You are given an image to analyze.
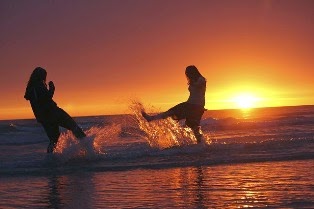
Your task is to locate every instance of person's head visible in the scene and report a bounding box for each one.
[185,65,202,84]
[27,67,47,87]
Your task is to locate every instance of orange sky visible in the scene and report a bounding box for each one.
[0,0,313,120]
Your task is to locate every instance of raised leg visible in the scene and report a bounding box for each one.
[141,111,172,122]
[57,108,86,138]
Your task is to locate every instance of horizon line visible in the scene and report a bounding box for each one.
[1,104,313,122]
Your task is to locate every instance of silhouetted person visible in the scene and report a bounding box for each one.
[24,67,86,153]
[142,65,206,143]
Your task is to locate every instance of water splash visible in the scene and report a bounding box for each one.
[129,100,210,149]
[53,124,121,160]
[51,100,211,160]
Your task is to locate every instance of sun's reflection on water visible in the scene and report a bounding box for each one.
[0,160,313,208]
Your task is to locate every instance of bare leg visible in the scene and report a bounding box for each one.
[141,111,172,122]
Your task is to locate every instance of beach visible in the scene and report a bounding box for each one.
[0,105,313,208]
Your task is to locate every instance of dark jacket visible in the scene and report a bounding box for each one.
[24,81,58,122]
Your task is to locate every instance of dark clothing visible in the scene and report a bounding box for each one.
[24,81,58,123]
[168,102,205,128]
[41,108,82,144]
[24,81,85,148]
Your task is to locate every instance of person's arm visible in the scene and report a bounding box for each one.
[35,81,54,102]
[48,81,55,98]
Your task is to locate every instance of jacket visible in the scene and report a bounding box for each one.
[24,81,58,122]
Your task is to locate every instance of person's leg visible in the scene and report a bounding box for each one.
[192,126,203,143]
[142,102,187,122]
[56,108,86,138]
[41,123,60,153]
[141,110,172,122]
[186,105,205,143]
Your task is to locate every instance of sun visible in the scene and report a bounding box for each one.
[232,93,260,109]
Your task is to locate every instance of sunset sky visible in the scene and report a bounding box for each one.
[0,0,313,120]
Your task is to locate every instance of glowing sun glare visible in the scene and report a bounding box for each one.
[233,94,259,109]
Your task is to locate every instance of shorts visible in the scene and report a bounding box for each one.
[167,102,205,128]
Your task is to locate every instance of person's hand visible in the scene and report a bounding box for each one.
[48,81,55,91]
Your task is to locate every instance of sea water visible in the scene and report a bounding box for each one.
[0,103,313,208]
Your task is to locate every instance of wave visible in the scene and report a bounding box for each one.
[0,123,20,133]
[40,100,314,172]
[1,102,313,177]
[201,115,314,131]
[0,122,44,134]
[1,137,313,177]
[2,106,313,135]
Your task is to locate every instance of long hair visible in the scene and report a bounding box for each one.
[185,65,203,84]
[26,67,47,88]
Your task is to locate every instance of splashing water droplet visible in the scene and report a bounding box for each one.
[129,100,204,149]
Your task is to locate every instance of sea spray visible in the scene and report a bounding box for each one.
[51,100,211,161]
[53,124,122,161]
[1,105,313,179]
[129,100,211,149]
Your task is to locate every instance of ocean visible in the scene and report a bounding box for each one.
[0,103,313,208]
